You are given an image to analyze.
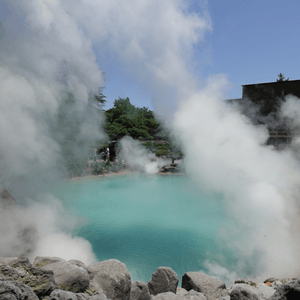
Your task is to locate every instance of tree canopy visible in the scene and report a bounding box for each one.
[277,73,289,82]
[104,97,161,140]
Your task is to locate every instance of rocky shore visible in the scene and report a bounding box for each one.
[0,256,299,300]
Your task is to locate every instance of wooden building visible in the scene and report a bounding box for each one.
[227,79,300,148]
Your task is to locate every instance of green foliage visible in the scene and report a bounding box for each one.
[91,161,105,175]
[104,97,161,140]
[277,73,289,82]
[155,149,170,157]
[94,86,107,108]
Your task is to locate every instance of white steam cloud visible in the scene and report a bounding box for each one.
[0,0,105,264]
[119,136,169,174]
[173,80,300,281]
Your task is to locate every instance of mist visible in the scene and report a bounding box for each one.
[119,136,169,174]
[1,0,300,285]
[0,0,105,264]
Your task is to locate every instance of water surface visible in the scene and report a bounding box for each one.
[51,174,239,284]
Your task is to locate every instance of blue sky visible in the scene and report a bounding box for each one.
[1,0,299,111]
[98,0,300,110]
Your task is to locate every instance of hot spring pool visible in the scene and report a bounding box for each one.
[51,174,242,285]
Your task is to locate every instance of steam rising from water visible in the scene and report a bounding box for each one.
[1,0,300,283]
[119,137,169,174]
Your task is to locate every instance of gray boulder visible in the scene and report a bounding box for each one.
[0,279,39,300]
[89,294,110,300]
[33,256,64,268]
[229,287,259,300]
[147,267,178,296]
[268,278,300,300]
[151,292,179,300]
[0,257,32,270]
[152,290,207,300]
[88,259,131,300]
[76,293,90,300]
[229,283,275,300]
[68,260,91,275]
[0,265,20,280]
[181,272,226,299]
[49,289,78,300]
[35,257,90,293]
[176,287,188,296]
[0,258,57,297]
[255,283,275,299]
[185,290,207,299]
[130,281,151,300]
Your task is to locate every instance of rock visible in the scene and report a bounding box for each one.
[147,267,178,296]
[0,265,20,280]
[152,290,207,300]
[90,294,110,300]
[181,272,226,299]
[219,296,230,300]
[176,287,188,296]
[268,278,300,300]
[185,289,207,299]
[0,257,32,270]
[76,293,90,300]
[255,283,275,299]
[36,258,90,293]
[151,292,179,300]
[270,281,283,289]
[0,279,39,300]
[33,256,64,268]
[49,289,78,300]
[229,283,275,300]
[68,260,90,274]
[130,281,151,300]
[88,259,131,300]
[229,287,259,300]
[0,257,58,298]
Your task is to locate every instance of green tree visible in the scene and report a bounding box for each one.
[104,97,161,140]
[94,86,107,108]
[277,73,289,82]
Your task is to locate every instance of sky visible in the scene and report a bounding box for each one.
[1,1,299,111]
[98,0,300,110]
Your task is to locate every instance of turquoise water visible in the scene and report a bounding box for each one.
[51,175,240,284]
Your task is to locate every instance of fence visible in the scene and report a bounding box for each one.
[267,130,294,147]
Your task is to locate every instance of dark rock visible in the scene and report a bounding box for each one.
[268,278,300,300]
[147,267,178,296]
[36,258,89,293]
[130,281,151,300]
[0,280,39,300]
[230,287,259,300]
[0,265,20,280]
[0,257,57,297]
[88,259,131,300]
[181,272,226,299]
